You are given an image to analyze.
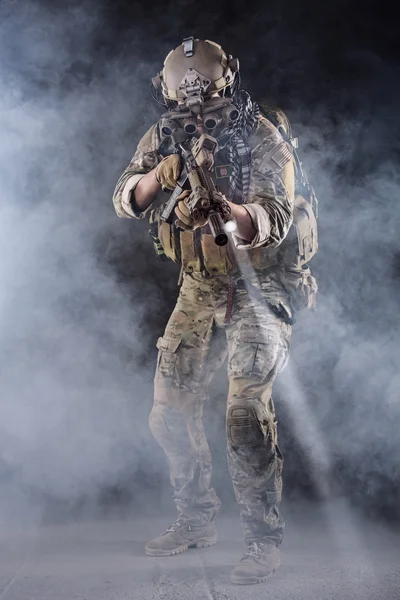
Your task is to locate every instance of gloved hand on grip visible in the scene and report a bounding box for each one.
[155,154,182,190]
[174,190,208,231]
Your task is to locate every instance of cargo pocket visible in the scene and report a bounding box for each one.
[156,336,181,379]
[263,444,284,505]
[228,327,279,380]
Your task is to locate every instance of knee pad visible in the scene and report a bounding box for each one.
[227,398,268,448]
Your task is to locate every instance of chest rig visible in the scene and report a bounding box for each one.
[151,106,318,286]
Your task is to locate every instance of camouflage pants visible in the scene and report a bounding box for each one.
[149,271,291,544]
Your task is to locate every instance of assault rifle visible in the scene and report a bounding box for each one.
[159,128,236,247]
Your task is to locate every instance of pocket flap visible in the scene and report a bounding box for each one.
[156,336,181,353]
[240,331,263,343]
[238,325,277,345]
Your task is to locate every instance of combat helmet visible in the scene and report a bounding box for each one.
[152,37,239,108]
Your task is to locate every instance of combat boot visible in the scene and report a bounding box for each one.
[145,518,217,557]
[230,540,280,585]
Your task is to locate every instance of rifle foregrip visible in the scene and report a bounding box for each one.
[208,211,228,247]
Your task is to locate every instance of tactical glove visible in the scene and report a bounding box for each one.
[174,190,208,231]
[155,154,181,190]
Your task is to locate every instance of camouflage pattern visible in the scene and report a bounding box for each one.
[150,271,291,544]
[112,106,316,546]
[113,123,161,219]
[237,114,295,250]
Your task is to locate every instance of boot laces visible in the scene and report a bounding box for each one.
[164,518,188,534]
[244,540,265,558]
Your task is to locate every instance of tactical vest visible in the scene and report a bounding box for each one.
[150,106,318,306]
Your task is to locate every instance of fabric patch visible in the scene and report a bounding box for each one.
[216,164,232,179]
[270,141,292,169]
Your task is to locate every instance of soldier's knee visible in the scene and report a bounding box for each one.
[149,401,192,444]
[227,397,273,448]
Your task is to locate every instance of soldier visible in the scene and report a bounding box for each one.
[113,37,318,585]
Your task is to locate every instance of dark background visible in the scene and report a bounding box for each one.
[0,0,399,525]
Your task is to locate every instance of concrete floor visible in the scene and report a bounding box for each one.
[0,502,399,600]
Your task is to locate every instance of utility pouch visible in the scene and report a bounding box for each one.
[201,233,232,275]
[158,220,181,263]
[180,230,202,272]
[277,193,318,270]
[294,193,318,265]
[148,220,168,261]
[284,265,318,311]
[149,206,181,263]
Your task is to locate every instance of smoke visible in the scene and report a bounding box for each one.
[277,108,400,516]
[0,1,176,523]
[0,0,399,525]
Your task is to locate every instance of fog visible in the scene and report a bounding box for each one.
[0,0,399,526]
[0,1,169,522]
